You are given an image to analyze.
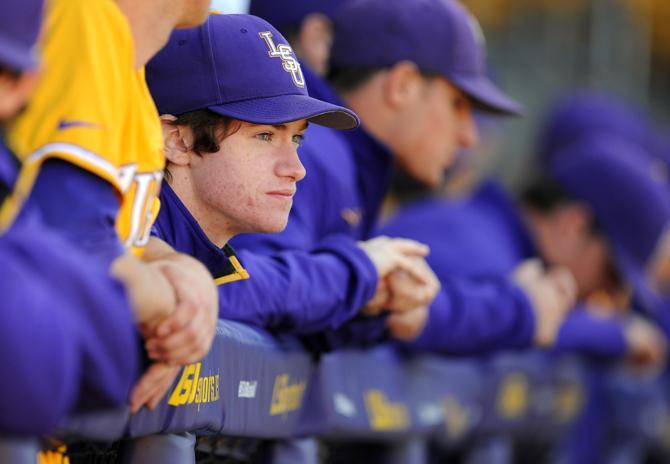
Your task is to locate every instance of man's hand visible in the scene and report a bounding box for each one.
[363,279,391,317]
[137,237,218,365]
[110,252,176,324]
[359,236,434,315]
[142,257,219,365]
[624,315,667,372]
[384,258,440,313]
[129,363,181,413]
[358,236,430,278]
[122,237,218,413]
[514,259,577,348]
[387,306,429,342]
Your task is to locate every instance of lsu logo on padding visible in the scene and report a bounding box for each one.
[269,374,306,415]
[168,363,220,411]
[259,31,305,88]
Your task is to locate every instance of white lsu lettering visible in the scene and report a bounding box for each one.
[258,31,305,88]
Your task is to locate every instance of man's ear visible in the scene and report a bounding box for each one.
[161,114,192,166]
[383,60,424,109]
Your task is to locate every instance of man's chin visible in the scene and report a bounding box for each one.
[251,219,290,235]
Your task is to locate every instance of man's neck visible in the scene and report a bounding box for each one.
[115,0,180,69]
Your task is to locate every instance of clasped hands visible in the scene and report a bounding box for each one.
[111,237,218,413]
[358,236,440,341]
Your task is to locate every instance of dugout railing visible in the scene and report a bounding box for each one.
[5,319,670,463]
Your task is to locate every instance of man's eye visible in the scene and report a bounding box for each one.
[292,134,305,146]
[256,133,272,141]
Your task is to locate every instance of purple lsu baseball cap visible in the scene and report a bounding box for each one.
[540,91,660,162]
[249,0,346,31]
[146,14,359,130]
[549,136,670,311]
[329,0,522,116]
[0,0,44,71]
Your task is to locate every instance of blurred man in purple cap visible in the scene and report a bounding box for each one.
[230,0,576,353]
[2,0,222,415]
[249,0,346,76]
[539,91,664,166]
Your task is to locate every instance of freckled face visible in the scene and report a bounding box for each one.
[188,120,308,235]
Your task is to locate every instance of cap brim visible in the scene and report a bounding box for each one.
[207,94,359,130]
[450,73,523,116]
[0,36,36,72]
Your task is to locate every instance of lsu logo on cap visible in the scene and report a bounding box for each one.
[259,31,305,88]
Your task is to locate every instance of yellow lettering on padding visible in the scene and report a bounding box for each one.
[187,363,201,404]
[168,363,200,406]
[270,374,306,415]
[168,363,223,409]
[443,396,469,439]
[364,390,409,431]
[496,373,529,419]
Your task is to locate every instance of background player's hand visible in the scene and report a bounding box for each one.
[363,279,391,316]
[384,258,440,313]
[624,315,667,372]
[142,258,219,365]
[386,306,429,342]
[111,252,177,324]
[514,259,577,348]
[359,236,431,315]
[129,362,181,413]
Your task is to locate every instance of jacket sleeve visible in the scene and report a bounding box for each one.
[19,159,124,262]
[403,275,536,355]
[217,234,378,335]
[0,223,140,435]
[552,308,627,360]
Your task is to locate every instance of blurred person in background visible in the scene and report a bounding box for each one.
[381,91,670,463]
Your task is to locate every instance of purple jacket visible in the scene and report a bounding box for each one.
[0,141,140,434]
